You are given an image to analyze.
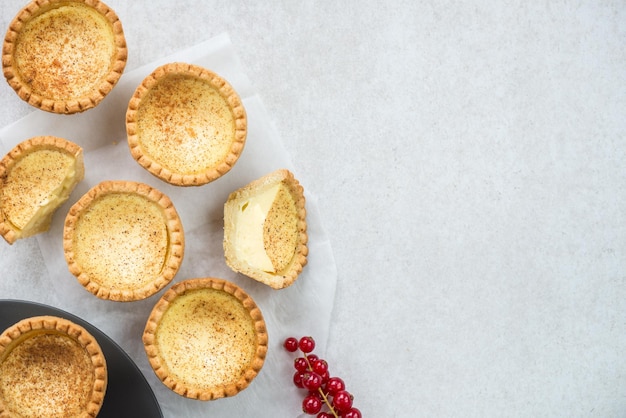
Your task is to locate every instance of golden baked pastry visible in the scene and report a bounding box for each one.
[223,169,308,289]
[2,0,127,114]
[0,136,84,245]
[143,278,267,400]
[0,315,107,418]
[126,62,247,186]
[63,180,184,301]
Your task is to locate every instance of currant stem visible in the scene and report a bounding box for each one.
[317,387,339,418]
[304,354,339,418]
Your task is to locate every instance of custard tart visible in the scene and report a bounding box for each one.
[0,315,107,418]
[2,0,127,114]
[63,180,184,301]
[126,62,247,186]
[0,136,84,245]
[143,278,267,400]
[223,169,308,289]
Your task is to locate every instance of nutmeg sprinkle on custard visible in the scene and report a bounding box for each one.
[155,288,257,389]
[12,4,116,101]
[0,333,94,418]
[72,193,169,291]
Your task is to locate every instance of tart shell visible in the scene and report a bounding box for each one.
[0,135,84,245]
[223,169,308,289]
[0,315,107,418]
[143,278,268,400]
[63,180,185,301]
[2,0,127,114]
[126,62,247,186]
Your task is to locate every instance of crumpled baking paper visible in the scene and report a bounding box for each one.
[0,33,337,418]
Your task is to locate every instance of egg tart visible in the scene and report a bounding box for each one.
[0,136,84,245]
[223,169,308,289]
[143,278,267,400]
[0,315,107,418]
[63,180,184,301]
[2,0,127,114]
[126,62,247,186]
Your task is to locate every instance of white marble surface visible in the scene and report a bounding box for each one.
[1,1,625,417]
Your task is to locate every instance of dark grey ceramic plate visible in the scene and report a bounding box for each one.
[0,299,163,418]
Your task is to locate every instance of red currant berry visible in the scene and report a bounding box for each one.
[306,353,319,363]
[317,413,334,418]
[320,369,330,383]
[312,359,329,375]
[341,407,362,418]
[302,372,323,391]
[294,357,308,372]
[302,394,323,414]
[293,371,305,388]
[284,337,298,352]
[326,377,345,395]
[299,336,316,353]
[332,390,353,412]
[307,390,323,400]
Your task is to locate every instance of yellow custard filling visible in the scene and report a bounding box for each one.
[155,288,257,389]
[136,75,236,174]
[73,193,169,290]
[232,183,281,272]
[14,3,116,100]
[1,149,80,238]
[0,332,94,418]
[229,183,298,274]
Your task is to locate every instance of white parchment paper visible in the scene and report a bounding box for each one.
[0,33,337,417]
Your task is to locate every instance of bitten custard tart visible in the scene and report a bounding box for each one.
[143,278,267,400]
[126,62,247,186]
[224,169,308,289]
[63,180,184,301]
[2,0,127,114]
[0,136,84,245]
[0,315,107,418]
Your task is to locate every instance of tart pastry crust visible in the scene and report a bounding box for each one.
[0,315,107,418]
[63,180,184,301]
[126,62,247,186]
[143,278,267,400]
[0,136,84,245]
[223,169,308,289]
[2,0,127,114]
